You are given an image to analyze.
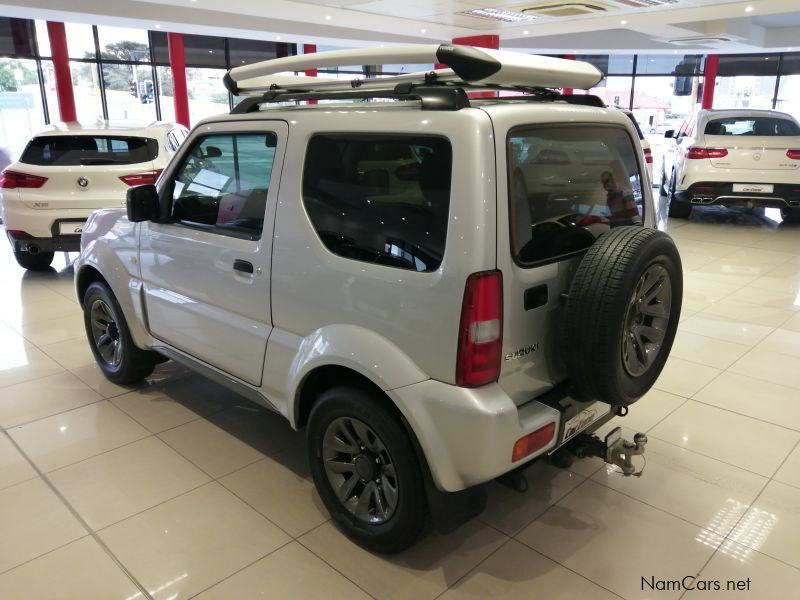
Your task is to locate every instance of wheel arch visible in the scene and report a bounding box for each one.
[294,365,400,430]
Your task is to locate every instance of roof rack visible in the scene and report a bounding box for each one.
[224,44,603,98]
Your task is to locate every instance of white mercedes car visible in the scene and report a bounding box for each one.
[660,109,800,221]
[1,121,189,270]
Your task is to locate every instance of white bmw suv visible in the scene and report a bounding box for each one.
[1,121,188,270]
[75,45,682,552]
[661,108,800,220]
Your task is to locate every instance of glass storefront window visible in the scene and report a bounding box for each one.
[0,58,47,157]
[156,66,175,122]
[102,64,156,121]
[34,20,50,56]
[633,75,701,178]
[65,23,96,60]
[186,67,229,123]
[636,54,702,76]
[97,26,150,63]
[775,75,800,122]
[576,76,633,108]
[70,60,103,122]
[714,76,777,109]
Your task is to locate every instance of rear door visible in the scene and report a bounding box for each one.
[499,123,646,405]
[702,115,800,171]
[139,120,287,386]
[16,135,159,216]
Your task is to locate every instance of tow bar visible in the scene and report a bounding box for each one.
[497,427,648,493]
[569,427,648,476]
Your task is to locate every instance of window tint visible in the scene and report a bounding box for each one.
[171,133,277,237]
[704,117,800,136]
[302,134,451,272]
[508,125,644,264]
[20,136,158,166]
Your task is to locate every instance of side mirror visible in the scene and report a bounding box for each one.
[664,129,675,139]
[126,185,160,222]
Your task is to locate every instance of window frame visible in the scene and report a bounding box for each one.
[300,131,453,273]
[161,129,279,241]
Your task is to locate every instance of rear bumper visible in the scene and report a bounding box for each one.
[6,230,81,253]
[391,379,613,492]
[674,181,800,208]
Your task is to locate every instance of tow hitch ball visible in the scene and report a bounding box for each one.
[572,427,648,476]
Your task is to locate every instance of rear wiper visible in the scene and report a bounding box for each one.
[79,157,126,165]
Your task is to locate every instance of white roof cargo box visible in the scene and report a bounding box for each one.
[224,44,604,97]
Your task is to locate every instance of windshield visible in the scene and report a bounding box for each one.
[20,135,158,166]
[704,117,800,136]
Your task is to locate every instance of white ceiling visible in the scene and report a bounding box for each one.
[0,0,798,54]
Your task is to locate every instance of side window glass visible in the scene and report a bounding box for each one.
[302,134,451,272]
[170,133,277,238]
[509,125,644,265]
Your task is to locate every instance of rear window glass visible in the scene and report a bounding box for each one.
[704,117,800,136]
[508,125,644,265]
[302,134,451,273]
[20,135,158,166]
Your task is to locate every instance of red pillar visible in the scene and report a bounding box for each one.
[450,35,500,98]
[168,33,190,128]
[561,54,576,95]
[701,54,718,110]
[46,22,76,122]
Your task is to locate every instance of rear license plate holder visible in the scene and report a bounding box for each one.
[561,402,611,444]
[733,183,773,194]
[59,221,86,235]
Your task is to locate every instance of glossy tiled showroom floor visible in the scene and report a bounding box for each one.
[1,205,799,600]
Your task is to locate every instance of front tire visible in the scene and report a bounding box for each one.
[562,226,683,406]
[82,282,159,384]
[14,250,54,270]
[307,386,427,553]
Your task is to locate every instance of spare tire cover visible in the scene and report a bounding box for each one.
[561,226,682,406]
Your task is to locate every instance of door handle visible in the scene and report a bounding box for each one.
[233,259,254,274]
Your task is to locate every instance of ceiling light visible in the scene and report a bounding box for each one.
[621,19,627,25]
[744,5,753,11]
[458,8,537,22]
[208,50,213,53]
[523,30,529,34]
[155,24,161,29]
[276,36,281,40]
[421,28,427,33]
[324,15,331,20]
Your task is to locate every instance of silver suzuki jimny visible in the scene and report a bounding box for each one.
[75,44,682,553]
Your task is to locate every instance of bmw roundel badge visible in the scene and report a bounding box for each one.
[77,176,89,188]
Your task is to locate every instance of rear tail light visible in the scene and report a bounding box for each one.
[686,147,728,159]
[119,169,163,186]
[0,170,48,189]
[787,149,800,160]
[512,422,556,462]
[456,270,503,388]
[643,148,653,164]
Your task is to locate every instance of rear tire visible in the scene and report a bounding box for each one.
[667,176,692,219]
[307,386,427,553]
[82,282,159,384]
[781,207,800,223]
[14,250,54,270]
[561,226,683,406]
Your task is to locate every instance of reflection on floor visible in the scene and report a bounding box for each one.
[1,202,799,599]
